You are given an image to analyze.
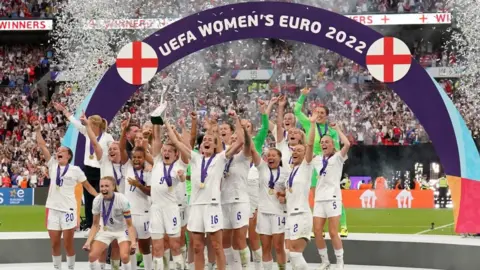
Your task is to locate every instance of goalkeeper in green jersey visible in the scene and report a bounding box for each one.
[293,87,349,238]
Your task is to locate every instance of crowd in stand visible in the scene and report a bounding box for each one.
[0,0,468,190]
[0,0,59,18]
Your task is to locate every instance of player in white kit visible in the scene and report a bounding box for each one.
[149,108,189,270]
[84,176,137,270]
[312,122,351,270]
[35,122,98,270]
[165,118,242,270]
[279,112,317,270]
[275,96,306,263]
[251,146,289,270]
[120,117,153,270]
[220,111,252,269]
[86,116,125,270]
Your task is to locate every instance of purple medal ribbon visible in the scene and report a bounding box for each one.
[222,142,226,150]
[56,164,69,187]
[319,155,331,176]
[102,193,115,227]
[201,154,216,185]
[112,164,123,185]
[250,162,253,168]
[268,167,281,190]
[163,160,177,188]
[223,157,234,177]
[134,168,145,186]
[90,132,103,156]
[288,166,299,189]
[316,123,328,138]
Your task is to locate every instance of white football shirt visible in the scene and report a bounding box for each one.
[92,192,130,232]
[189,150,227,205]
[221,152,250,204]
[46,157,86,212]
[313,152,347,201]
[124,161,151,215]
[256,160,288,215]
[285,161,313,214]
[100,156,126,194]
[150,155,188,207]
[247,165,260,204]
[276,139,293,169]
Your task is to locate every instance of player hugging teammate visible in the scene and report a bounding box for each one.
[47,89,350,270]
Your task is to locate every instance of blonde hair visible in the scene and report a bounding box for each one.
[101,176,118,192]
[88,115,107,131]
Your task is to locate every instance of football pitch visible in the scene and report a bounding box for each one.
[0,206,455,235]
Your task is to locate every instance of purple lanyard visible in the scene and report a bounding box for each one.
[90,132,103,155]
[319,155,331,176]
[223,157,234,176]
[102,193,115,226]
[316,123,328,138]
[112,164,123,185]
[56,164,69,187]
[163,160,177,187]
[201,154,216,184]
[288,166,299,189]
[134,168,145,186]
[268,167,280,189]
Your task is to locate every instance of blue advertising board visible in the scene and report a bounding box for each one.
[0,188,34,206]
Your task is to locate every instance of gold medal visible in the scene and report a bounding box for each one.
[56,185,60,190]
[200,183,205,189]
[103,226,108,231]
[290,164,294,169]
[89,155,94,160]
[289,188,293,193]
[269,189,274,195]
[168,186,174,192]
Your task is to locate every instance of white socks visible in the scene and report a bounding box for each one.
[99,261,105,270]
[180,245,187,266]
[335,248,344,264]
[130,254,137,270]
[262,260,273,270]
[143,253,153,270]
[153,257,164,270]
[239,247,251,269]
[172,254,185,269]
[123,261,132,270]
[188,262,194,270]
[252,249,262,270]
[88,261,98,270]
[52,255,62,270]
[318,248,329,263]
[290,252,308,270]
[163,249,171,269]
[111,259,121,270]
[224,247,234,267]
[66,255,75,270]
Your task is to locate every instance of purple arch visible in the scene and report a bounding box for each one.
[75,1,460,177]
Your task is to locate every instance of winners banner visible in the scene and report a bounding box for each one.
[0,188,34,206]
[309,189,435,209]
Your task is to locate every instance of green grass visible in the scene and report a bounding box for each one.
[0,206,455,235]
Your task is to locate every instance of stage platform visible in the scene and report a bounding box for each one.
[1,232,479,270]
[0,262,440,270]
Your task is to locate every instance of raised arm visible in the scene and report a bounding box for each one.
[252,99,270,154]
[333,124,351,158]
[151,123,163,158]
[189,111,198,149]
[119,116,130,164]
[54,102,87,135]
[250,138,262,166]
[85,117,103,161]
[276,95,287,143]
[34,122,51,162]
[306,112,318,163]
[165,121,191,162]
[293,87,312,131]
[178,118,192,150]
[225,110,244,159]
